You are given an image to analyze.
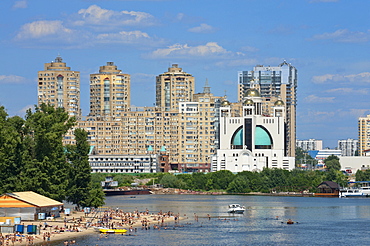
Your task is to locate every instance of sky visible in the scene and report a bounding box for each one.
[1,0,370,148]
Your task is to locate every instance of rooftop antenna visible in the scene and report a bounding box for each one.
[203,78,211,94]
[55,53,62,63]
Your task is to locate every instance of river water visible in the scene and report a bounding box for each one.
[49,195,370,245]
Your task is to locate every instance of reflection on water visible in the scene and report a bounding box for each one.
[48,195,370,245]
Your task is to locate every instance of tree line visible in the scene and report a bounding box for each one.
[157,153,350,193]
[1,103,361,203]
[0,104,104,208]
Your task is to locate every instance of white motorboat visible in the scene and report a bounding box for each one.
[228,204,245,214]
[339,181,370,198]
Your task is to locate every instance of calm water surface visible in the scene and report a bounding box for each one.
[49,195,370,245]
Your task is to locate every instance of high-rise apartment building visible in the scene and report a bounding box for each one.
[338,139,358,156]
[296,139,323,151]
[358,115,370,156]
[89,62,130,118]
[156,64,195,111]
[38,56,80,117]
[176,83,222,172]
[238,61,297,157]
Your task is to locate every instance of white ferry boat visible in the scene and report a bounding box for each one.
[339,181,370,198]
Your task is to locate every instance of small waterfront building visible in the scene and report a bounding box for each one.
[0,191,63,221]
[211,88,295,172]
[309,149,342,161]
[315,181,340,197]
[89,152,160,173]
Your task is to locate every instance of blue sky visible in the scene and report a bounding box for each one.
[1,0,370,148]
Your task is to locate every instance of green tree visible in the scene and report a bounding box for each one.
[295,147,317,167]
[66,128,104,208]
[176,174,194,190]
[355,169,370,181]
[324,155,341,171]
[159,174,178,187]
[113,174,135,187]
[227,176,251,193]
[20,104,75,201]
[191,172,207,190]
[0,109,25,193]
[206,170,235,190]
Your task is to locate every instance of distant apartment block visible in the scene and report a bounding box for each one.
[156,64,195,111]
[38,56,80,117]
[89,153,160,174]
[89,62,130,118]
[338,138,358,156]
[358,115,370,156]
[49,59,296,173]
[62,63,221,173]
[296,139,323,151]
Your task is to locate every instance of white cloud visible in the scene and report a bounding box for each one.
[96,31,150,43]
[188,23,216,33]
[312,72,370,84]
[347,109,370,118]
[326,88,368,95]
[304,95,335,103]
[311,29,369,43]
[15,20,72,40]
[147,42,230,59]
[305,110,336,123]
[175,13,185,21]
[75,5,156,27]
[14,19,161,48]
[0,75,26,84]
[13,0,27,9]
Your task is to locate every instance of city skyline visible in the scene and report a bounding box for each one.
[1,0,370,148]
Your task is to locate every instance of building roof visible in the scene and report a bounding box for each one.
[318,181,340,189]
[0,191,63,208]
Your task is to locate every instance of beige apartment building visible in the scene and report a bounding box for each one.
[38,56,80,117]
[156,64,195,111]
[358,115,370,156]
[89,62,131,118]
[62,64,220,172]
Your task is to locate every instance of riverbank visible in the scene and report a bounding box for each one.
[150,187,315,197]
[1,208,185,245]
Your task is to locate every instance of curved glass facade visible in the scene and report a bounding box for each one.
[255,126,272,149]
[231,127,243,147]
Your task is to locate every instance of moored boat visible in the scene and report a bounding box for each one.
[339,181,370,198]
[103,189,152,196]
[99,228,127,234]
[228,204,246,214]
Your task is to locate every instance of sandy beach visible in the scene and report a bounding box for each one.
[0,207,185,245]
